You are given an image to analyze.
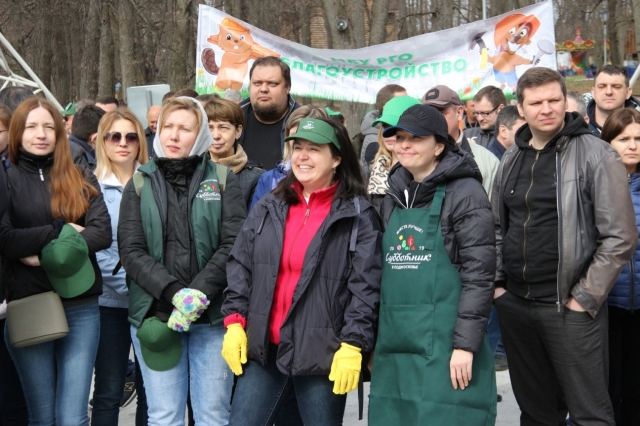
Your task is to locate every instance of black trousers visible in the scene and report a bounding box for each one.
[608,305,640,426]
[495,291,614,426]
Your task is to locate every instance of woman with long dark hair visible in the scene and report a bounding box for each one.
[222,118,381,425]
[601,108,640,425]
[222,117,382,425]
[0,97,111,425]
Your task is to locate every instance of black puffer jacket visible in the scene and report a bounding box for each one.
[222,192,382,375]
[0,152,112,302]
[378,150,495,353]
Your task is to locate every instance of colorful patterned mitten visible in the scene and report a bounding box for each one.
[171,288,210,322]
[168,308,192,332]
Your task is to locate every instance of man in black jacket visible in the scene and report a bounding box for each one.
[492,67,636,425]
[586,65,640,136]
[237,57,299,170]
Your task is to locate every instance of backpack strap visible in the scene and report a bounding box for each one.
[132,172,145,197]
[217,164,228,192]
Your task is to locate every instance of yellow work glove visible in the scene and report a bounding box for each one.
[221,324,247,375]
[328,342,361,394]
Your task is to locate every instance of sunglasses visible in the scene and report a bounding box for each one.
[105,131,140,145]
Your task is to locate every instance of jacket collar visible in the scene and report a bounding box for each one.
[210,144,248,174]
[99,161,142,189]
[69,135,96,159]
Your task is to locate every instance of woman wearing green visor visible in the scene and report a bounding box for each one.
[367,96,420,209]
[221,118,382,425]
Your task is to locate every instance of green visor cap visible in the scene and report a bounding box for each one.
[284,118,340,149]
[60,103,76,116]
[40,224,95,299]
[136,317,182,371]
[372,96,421,127]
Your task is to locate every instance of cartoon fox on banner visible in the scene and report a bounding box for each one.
[472,13,555,92]
[201,18,281,91]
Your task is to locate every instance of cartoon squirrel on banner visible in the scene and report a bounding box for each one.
[471,13,555,92]
[201,18,281,91]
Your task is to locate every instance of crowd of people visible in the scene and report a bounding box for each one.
[0,56,638,426]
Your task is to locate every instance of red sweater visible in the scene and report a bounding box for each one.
[269,182,338,344]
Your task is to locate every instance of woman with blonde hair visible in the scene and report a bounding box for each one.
[249,105,328,210]
[118,97,246,425]
[91,109,148,425]
[366,96,420,208]
[0,97,111,425]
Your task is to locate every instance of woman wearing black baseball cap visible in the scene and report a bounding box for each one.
[221,117,382,425]
[369,104,497,425]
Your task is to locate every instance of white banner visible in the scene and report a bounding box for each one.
[196,1,556,103]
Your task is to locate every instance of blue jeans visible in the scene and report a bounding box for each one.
[131,323,232,426]
[229,344,347,426]
[4,300,100,426]
[91,306,131,426]
[487,307,506,357]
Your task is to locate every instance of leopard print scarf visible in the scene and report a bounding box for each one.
[367,155,391,195]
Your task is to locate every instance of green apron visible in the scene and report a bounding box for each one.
[369,184,497,425]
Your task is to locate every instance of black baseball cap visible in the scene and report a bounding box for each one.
[382,104,449,140]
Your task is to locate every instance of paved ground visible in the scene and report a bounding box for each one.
[110,370,521,425]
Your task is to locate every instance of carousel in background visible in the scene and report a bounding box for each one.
[556,26,597,79]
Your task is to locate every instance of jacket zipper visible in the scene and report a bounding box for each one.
[522,151,540,297]
[556,151,563,312]
[39,168,44,181]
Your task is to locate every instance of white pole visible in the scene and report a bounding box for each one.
[0,31,62,110]
[482,0,487,20]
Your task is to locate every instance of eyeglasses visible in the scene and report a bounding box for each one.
[472,106,499,117]
[105,131,140,145]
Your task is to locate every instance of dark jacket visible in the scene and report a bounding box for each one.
[378,150,495,353]
[144,127,155,158]
[118,154,246,324]
[250,162,288,210]
[463,126,494,148]
[235,160,264,210]
[608,173,640,311]
[222,192,382,375]
[0,152,112,302]
[69,135,97,171]
[237,96,300,154]
[586,96,640,136]
[492,112,637,317]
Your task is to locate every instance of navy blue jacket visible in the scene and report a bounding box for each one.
[608,173,640,311]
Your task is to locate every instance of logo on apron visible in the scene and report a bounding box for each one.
[385,223,432,270]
